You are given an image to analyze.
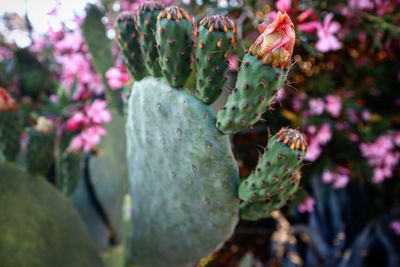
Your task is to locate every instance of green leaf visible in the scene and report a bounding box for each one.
[0,162,103,267]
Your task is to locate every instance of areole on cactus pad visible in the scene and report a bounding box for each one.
[114,3,307,266]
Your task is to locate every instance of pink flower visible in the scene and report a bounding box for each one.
[315,13,342,53]
[65,112,89,131]
[69,125,107,153]
[322,167,350,188]
[316,123,332,145]
[276,0,291,12]
[309,98,325,115]
[106,66,131,90]
[349,0,374,10]
[322,170,335,183]
[389,220,400,235]
[325,95,342,117]
[297,9,319,33]
[85,100,112,124]
[251,12,295,69]
[333,174,349,188]
[305,139,322,162]
[298,196,315,213]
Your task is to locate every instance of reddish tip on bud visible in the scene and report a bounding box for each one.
[276,127,307,151]
[157,6,191,22]
[0,87,17,112]
[249,12,295,69]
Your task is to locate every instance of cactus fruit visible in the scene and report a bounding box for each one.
[0,88,21,162]
[239,128,307,220]
[26,117,56,176]
[126,77,239,267]
[195,15,236,104]
[114,6,308,267]
[216,12,295,134]
[155,6,194,88]
[136,1,165,77]
[115,12,148,80]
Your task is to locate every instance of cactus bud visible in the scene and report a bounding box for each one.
[249,12,295,69]
[0,88,17,112]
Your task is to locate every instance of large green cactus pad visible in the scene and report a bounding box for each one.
[0,162,103,267]
[126,77,240,267]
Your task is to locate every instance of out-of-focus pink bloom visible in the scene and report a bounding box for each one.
[292,92,307,111]
[106,66,131,90]
[349,133,359,142]
[85,100,112,124]
[361,110,371,121]
[315,13,342,53]
[298,21,320,33]
[276,0,291,12]
[55,30,83,52]
[251,12,295,69]
[305,139,322,161]
[322,170,335,183]
[349,0,374,10]
[309,98,325,115]
[322,167,350,188]
[325,95,342,117]
[66,112,89,131]
[333,174,349,188]
[228,54,239,71]
[393,131,400,146]
[390,220,400,235]
[316,123,332,145]
[298,196,315,213]
[307,125,317,135]
[69,125,107,153]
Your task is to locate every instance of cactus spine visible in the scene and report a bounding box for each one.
[115,12,148,80]
[156,6,194,88]
[136,1,165,77]
[195,15,236,104]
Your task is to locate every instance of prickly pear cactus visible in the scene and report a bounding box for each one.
[115,4,307,267]
[126,77,239,267]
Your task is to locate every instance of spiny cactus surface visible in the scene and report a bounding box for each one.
[126,77,239,267]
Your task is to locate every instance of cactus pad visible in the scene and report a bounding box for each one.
[115,12,148,80]
[136,1,165,77]
[195,15,235,104]
[239,128,307,220]
[26,129,55,176]
[156,6,194,88]
[216,53,287,134]
[126,77,239,267]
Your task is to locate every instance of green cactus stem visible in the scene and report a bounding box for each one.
[136,1,165,77]
[155,6,194,88]
[115,12,148,80]
[195,15,235,104]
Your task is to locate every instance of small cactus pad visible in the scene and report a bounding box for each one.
[239,128,307,220]
[126,77,239,267]
[156,6,194,88]
[26,123,56,177]
[136,1,165,76]
[216,53,287,134]
[195,15,235,104]
[115,12,148,80]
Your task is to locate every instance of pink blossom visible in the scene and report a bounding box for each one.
[333,174,349,188]
[389,220,400,235]
[85,100,112,124]
[349,0,374,10]
[275,0,291,12]
[298,21,320,33]
[322,167,350,188]
[315,13,342,53]
[309,98,325,115]
[292,92,307,111]
[66,112,89,131]
[69,125,107,153]
[315,123,332,145]
[349,133,359,142]
[325,95,342,117]
[322,170,335,183]
[106,66,131,90]
[305,139,322,161]
[298,196,315,213]
[361,110,371,121]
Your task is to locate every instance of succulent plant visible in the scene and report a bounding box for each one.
[115,3,308,267]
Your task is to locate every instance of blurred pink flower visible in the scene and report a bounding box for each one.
[309,98,325,115]
[86,100,112,124]
[390,220,400,235]
[106,66,131,90]
[69,125,107,153]
[322,167,350,188]
[305,139,322,161]
[322,170,335,183]
[333,174,349,188]
[349,0,374,10]
[66,112,89,131]
[276,0,291,12]
[298,196,315,213]
[315,13,342,52]
[316,123,332,145]
[325,95,342,117]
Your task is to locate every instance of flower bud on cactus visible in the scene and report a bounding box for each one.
[239,128,307,220]
[156,6,194,88]
[0,88,21,162]
[115,12,148,80]
[136,1,165,77]
[216,13,295,134]
[26,117,56,176]
[195,15,235,104]
[249,12,295,69]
